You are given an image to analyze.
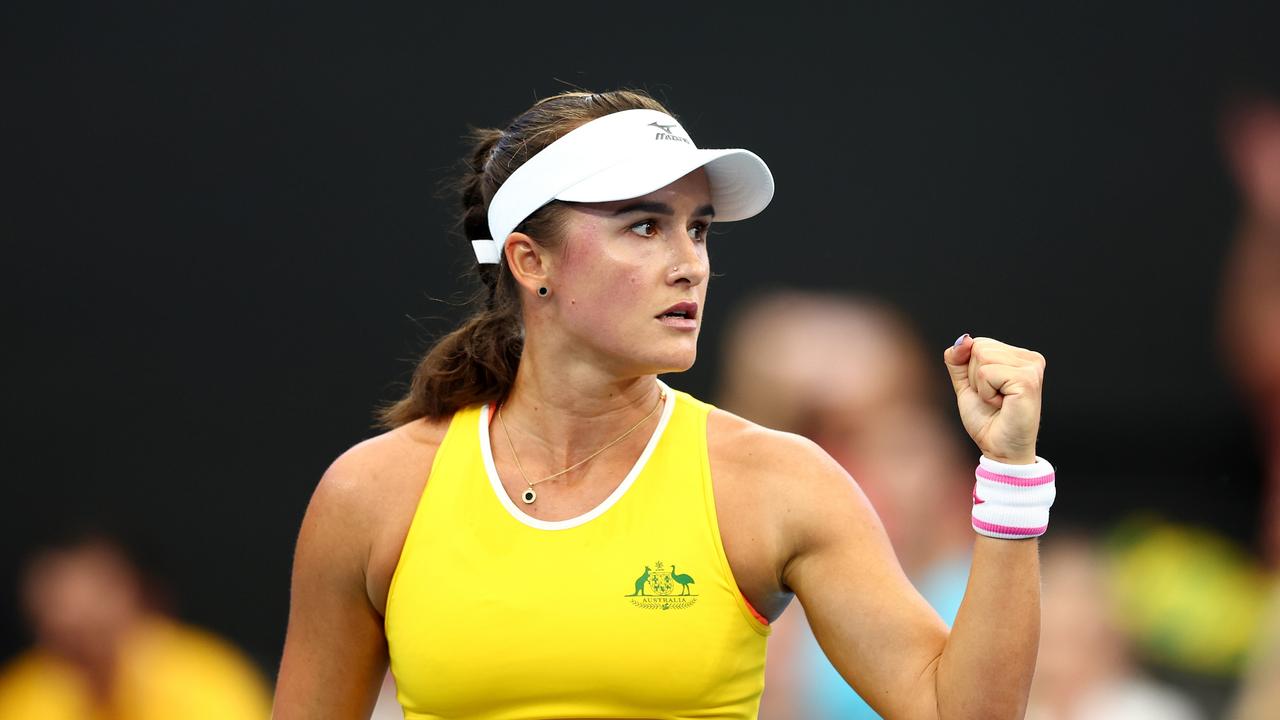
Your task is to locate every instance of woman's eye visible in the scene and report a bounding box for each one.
[689,223,708,241]
[630,220,658,237]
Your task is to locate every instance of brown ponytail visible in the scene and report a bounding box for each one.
[378,89,674,426]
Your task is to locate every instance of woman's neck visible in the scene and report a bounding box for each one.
[499,348,665,469]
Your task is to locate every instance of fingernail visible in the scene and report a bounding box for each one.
[953,333,970,348]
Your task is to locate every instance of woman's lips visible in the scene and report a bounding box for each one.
[657,301,699,330]
[657,315,698,330]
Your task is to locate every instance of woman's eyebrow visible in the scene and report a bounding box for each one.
[612,201,674,216]
[611,201,717,218]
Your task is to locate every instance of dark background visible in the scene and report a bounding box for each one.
[5,2,1278,674]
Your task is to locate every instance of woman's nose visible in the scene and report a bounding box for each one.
[668,238,708,286]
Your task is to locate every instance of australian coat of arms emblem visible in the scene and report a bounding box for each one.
[626,561,697,611]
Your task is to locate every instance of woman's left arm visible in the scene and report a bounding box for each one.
[933,334,1048,718]
[774,335,1047,719]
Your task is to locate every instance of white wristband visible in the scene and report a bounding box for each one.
[971,455,1056,540]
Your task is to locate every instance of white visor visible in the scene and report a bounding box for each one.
[473,108,774,264]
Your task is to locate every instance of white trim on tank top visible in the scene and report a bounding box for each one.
[478,379,677,531]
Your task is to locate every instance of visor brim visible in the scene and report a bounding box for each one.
[554,148,774,222]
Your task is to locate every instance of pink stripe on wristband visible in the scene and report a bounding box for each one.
[976,466,1055,487]
[972,517,1048,537]
[972,456,1055,539]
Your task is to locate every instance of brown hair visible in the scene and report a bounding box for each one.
[378,90,674,427]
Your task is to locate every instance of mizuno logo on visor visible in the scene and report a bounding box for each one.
[648,120,691,144]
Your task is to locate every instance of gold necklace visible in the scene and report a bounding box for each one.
[498,388,666,505]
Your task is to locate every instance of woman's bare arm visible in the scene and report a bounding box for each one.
[715,336,1047,719]
[782,450,1038,718]
[731,429,1037,719]
[272,451,393,720]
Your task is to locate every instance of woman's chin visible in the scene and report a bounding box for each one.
[649,349,698,376]
[614,348,696,378]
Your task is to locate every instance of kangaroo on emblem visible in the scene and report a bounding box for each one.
[628,566,651,596]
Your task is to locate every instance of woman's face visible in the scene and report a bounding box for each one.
[544,168,713,376]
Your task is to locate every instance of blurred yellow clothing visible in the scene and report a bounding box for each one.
[1106,517,1269,675]
[0,617,271,720]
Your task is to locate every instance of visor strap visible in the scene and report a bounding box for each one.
[472,239,501,265]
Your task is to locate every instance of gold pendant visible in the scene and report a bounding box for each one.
[521,488,536,504]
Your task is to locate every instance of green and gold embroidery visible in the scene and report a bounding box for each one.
[626,561,697,610]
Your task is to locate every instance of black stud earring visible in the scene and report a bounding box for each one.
[537,286,549,297]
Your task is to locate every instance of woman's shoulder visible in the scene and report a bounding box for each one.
[702,405,867,614]
[705,406,846,482]
[305,413,458,612]
[705,405,862,522]
[335,415,453,473]
[315,415,453,513]
[302,414,454,550]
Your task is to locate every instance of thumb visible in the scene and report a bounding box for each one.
[943,333,973,396]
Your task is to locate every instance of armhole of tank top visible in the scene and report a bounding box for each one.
[382,409,466,626]
[697,400,772,637]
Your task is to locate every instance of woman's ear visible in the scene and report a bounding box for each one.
[505,232,550,296]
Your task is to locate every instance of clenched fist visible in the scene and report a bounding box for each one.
[943,335,1046,465]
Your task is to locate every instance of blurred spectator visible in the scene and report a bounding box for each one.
[1104,517,1266,678]
[1027,533,1202,720]
[1221,92,1280,567]
[718,291,972,719]
[1221,88,1280,719]
[0,532,271,720]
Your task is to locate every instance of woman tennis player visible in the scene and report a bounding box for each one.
[272,90,1055,719]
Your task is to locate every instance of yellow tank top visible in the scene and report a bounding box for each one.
[384,384,770,719]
